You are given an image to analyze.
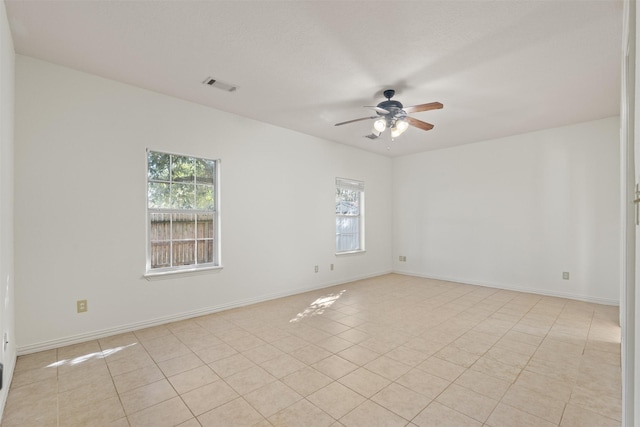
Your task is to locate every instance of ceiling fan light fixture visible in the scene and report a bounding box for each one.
[373,119,387,133]
[391,119,409,138]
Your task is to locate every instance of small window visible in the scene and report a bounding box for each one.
[336,178,365,253]
[146,150,220,274]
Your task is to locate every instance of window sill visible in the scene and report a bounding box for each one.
[144,265,223,280]
[335,250,366,256]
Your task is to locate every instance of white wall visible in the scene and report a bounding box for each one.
[14,56,393,352]
[393,117,621,304]
[0,0,15,419]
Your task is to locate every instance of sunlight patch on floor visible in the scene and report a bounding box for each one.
[46,343,137,368]
[290,290,346,322]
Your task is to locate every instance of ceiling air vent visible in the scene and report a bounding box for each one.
[202,77,238,92]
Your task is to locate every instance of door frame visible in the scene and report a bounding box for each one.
[621,1,637,425]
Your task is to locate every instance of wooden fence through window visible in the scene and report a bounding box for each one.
[150,213,214,268]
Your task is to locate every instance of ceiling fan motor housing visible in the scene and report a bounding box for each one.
[377,100,403,112]
[377,99,406,127]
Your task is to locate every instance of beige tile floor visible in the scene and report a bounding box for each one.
[2,273,622,426]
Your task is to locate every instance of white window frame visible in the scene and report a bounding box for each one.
[335,177,365,255]
[145,149,222,277]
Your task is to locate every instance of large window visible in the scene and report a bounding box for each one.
[146,150,220,274]
[336,178,364,253]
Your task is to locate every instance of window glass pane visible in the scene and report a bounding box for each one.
[150,213,171,268]
[148,182,171,209]
[148,152,170,181]
[197,214,214,238]
[197,240,214,263]
[150,213,171,241]
[336,235,358,252]
[337,216,359,234]
[336,188,359,215]
[172,240,195,266]
[196,185,214,210]
[196,159,215,184]
[172,183,195,209]
[172,214,195,266]
[172,214,195,240]
[151,242,171,268]
[172,156,195,183]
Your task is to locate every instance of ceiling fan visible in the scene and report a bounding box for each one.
[335,89,443,139]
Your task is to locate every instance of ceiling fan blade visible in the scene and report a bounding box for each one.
[335,116,378,126]
[364,106,390,115]
[406,116,434,131]
[404,102,443,113]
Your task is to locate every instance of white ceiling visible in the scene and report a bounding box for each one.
[5,0,623,157]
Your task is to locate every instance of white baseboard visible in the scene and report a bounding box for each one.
[393,269,620,306]
[16,269,392,356]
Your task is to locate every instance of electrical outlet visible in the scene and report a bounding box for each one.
[330,264,334,271]
[77,299,88,313]
[562,272,570,280]
[314,265,319,273]
[399,256,407,262]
